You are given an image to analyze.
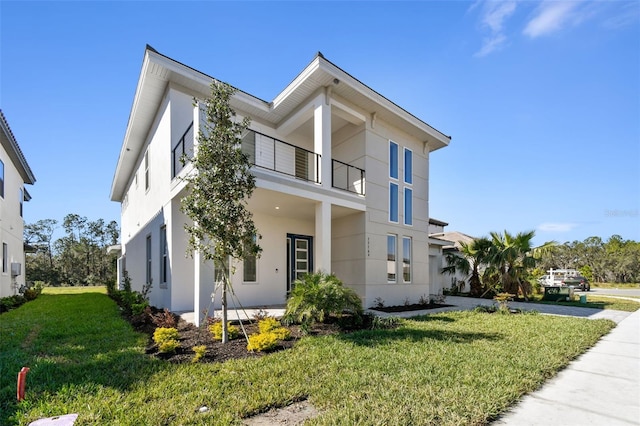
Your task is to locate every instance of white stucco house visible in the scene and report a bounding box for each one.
[110,46,451,325]
[1,110,36,297]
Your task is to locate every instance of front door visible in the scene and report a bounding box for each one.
[286,234,313,292]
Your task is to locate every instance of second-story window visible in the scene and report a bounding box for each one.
[404,188,413,226]
[389,141,399,179]
[19,188,23,217]
[404,148,412,184]
[144,150,150,191]
[389,183,399,223]
[0,159,4,198]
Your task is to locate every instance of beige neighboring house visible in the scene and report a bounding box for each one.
[429,225,476,294]
[110,46,451,325]
[0,110,36,297]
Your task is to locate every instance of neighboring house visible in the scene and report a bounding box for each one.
[110,46,450,325]
[429,227,476,294]
[0,110,36,297]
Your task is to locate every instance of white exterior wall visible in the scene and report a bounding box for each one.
[0,143,27,297]
[361,118,431,308]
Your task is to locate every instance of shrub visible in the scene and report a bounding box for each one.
[153,327,180,354]
[283,272,363,326]
[192,345,207,363]
[151,308,177,328]
[209,321,239,341]
[153,327,179,345]
[258,317,281,334]
[158,339,180,354]
[0,295,26,314]
[247,332,278,352]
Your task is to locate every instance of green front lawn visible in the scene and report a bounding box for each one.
[1,292,615,425]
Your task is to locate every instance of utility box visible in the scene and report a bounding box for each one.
[542,286,573,302]
[11,262,22,277]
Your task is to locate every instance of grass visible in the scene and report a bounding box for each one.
[530,293,640,312]
[592,282,640,289]
[1,291,616,425]
[41,286,107,295]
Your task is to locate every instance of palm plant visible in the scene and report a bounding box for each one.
[442,238,492,297]
[486,231,554,300]
[283,272,363,327]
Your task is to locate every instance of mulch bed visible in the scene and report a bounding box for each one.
[126,307,341,364]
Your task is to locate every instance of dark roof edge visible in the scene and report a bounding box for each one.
[319,54,451,141]
[0,109,36,184]
[145,45,271,105]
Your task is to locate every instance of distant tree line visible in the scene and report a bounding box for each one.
[537,235,640,283]
[24,214,119,286]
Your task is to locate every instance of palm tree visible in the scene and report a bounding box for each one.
[486,230,554,300]
[442,237,492,297]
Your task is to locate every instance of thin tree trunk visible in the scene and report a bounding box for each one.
[221,270,228,343]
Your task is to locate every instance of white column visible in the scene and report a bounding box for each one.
[193,249,202,327]
[314,89,332,189]
[315,201,332,273]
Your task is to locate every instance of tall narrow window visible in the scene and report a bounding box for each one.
[0,160,4,198]
[2,243,7,273]
[404,148,412,184]
[387,235,397,282]
[144,150,150,191]
[404,187,413,226]
[146,235,152,285]
[402,237,412,282]
[389,141,398,179]
[160,226,168,286]
[243,236,257,283]
[19,188,24,217]
[389,183,399,223]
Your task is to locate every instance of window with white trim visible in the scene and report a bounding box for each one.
[387,234,397,282]
[144,150,150,191]
[402,237,412,282]
[2,243,7,273]
[404,148,412,184]
[389,182,399,223]
[146,235,152,285]
[389,141,399,179]
[160,226,168,287]
[404,187,413,226]
[0,160,4,198]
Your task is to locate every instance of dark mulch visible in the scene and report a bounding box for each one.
[370,302,452,313]
[124,307,344,364]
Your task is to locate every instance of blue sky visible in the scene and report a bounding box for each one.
[2,1,639,245]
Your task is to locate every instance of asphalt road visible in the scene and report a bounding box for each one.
[588,287,640,297]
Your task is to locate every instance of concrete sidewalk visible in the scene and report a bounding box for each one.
[494,308,640,425]
[369,296,639,425]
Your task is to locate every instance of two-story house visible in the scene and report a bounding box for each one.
[110,46,450,325]
[1,110,36,297]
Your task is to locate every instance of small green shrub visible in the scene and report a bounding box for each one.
[258,317,281,334]
[131,302,149,316]
[153,327,180,354]
[153,327,179,345]
[209,321,240,341]
[283,272,363,326]
[192,345,207,363]
[0,295,26,313]
[247,332,278,352]
[158,339,180,354]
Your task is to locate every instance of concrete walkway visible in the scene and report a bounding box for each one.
[371,296,639,425]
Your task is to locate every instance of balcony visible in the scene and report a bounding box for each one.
[173,123,365,196]
[242,129,365,196]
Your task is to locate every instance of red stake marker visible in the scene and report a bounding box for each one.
[17,367,29,402]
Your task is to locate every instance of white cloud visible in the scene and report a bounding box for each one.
[474,0,517,57]
[537,222,580,233]
[523,1,582,38]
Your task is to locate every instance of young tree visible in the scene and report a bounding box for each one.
[181,80,261,343]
